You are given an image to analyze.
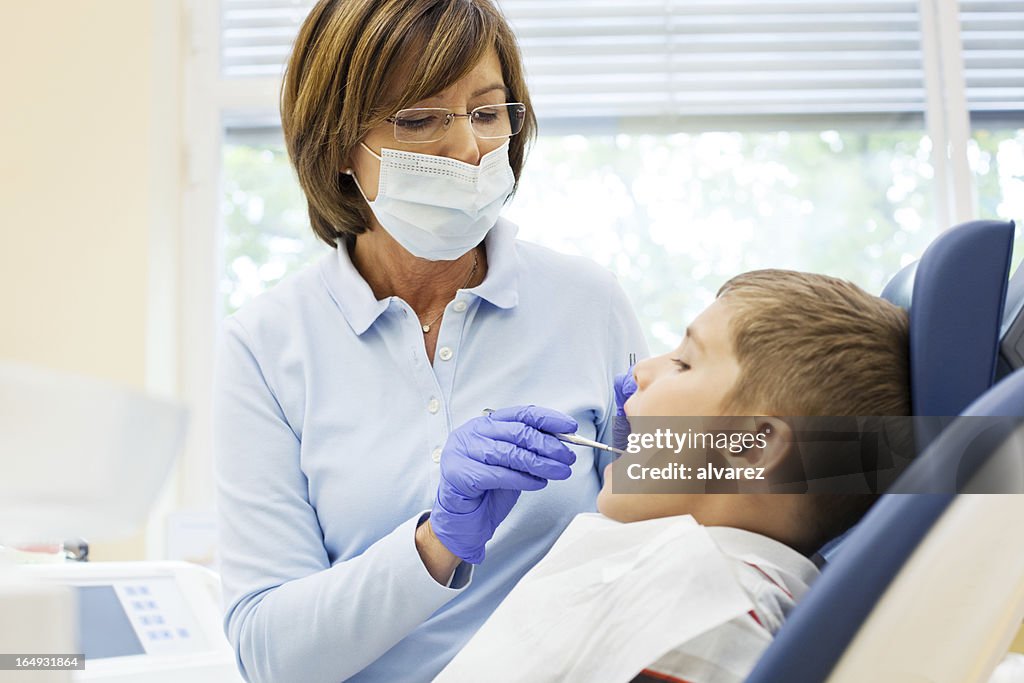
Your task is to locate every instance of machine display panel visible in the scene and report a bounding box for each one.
[75,585,144,659]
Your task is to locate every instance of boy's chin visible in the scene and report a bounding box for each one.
[596,478,631,523]
[596,473,614,518]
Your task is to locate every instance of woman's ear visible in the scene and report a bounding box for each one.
[341,146,358,175]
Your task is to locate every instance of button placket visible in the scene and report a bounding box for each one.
[436,300,472,448]
[427,296,476,462]
[437,298,466,364]
[397,302,447,463]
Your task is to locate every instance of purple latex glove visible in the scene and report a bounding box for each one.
[612,368,637,452]
[431,405,577,564]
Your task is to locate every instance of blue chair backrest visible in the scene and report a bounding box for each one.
[884,219,1014,446]
[746,367,1024,683]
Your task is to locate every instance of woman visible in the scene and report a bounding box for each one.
[213,1,646,681]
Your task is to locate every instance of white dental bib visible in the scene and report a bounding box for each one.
[434,513,754,683]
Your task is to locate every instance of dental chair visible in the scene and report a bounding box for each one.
[745,219,1023,683]
[745,368,1024,683]
[815,219,1016,564]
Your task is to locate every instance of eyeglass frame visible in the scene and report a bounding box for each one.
[384,102,527,144]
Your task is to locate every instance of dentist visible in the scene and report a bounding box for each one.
[213,1,645,681]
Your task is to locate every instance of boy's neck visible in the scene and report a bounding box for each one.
[691,494,815,556]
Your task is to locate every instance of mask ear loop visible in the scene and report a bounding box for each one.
[343,142,381,202]
[359,141,383,161]
[344,168,371,202]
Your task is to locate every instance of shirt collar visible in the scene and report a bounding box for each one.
[704,525,821,592]
[320,218,521,336]
[469,217,520,310]
[319,241,389,336]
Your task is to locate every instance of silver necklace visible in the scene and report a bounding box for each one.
[419,253,479,334]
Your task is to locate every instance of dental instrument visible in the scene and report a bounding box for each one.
[482,409,625,455]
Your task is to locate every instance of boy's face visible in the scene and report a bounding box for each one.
[624,298,741,419]
[598,298,743,522]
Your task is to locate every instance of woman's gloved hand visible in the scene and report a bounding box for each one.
[431,405,577,564]
[612,368,637,452]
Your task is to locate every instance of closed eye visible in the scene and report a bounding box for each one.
[471,110,500,122]
[395,115,440,130]
[673,358,691,371]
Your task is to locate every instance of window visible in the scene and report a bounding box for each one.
[221,132,327,315]
[222,126,938,349]
[181,0,1021,511]
[971,124,1024,270]
[960,0,1024,271]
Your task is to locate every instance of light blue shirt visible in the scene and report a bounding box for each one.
[213,219,647,682]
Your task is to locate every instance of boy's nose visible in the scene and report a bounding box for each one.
[633,357,653,390]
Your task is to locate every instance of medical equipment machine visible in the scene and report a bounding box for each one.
[22,561,244,682]
[0,362,188,541]
[0,362,190,683]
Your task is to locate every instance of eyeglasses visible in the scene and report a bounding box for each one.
[386,103,527,144]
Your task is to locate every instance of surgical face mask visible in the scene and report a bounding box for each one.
[347,141,515,261]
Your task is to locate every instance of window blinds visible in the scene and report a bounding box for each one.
[220,0,1023,121]
[960,0,1024,112]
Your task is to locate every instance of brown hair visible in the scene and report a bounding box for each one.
[716,269,910,418]
[281,0,537,248]
[715,269,912,552]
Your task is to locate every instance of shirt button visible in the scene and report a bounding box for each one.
[431,447,442,463]
[453,301,467,313]
[427,398,440,414]
[438,347,453,361]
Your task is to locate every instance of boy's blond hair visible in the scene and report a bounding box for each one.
[717,269,910,418]
[715,270,912,552]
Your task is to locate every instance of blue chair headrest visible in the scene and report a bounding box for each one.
[882,219,1014,448]
[880,261,915,310]
[746,367,1024,683]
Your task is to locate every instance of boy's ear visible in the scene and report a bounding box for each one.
[737,417,793,474]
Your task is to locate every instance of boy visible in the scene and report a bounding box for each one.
[435,269,910,683]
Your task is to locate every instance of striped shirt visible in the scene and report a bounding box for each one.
[434,514,818,683]
[640,526,819,683]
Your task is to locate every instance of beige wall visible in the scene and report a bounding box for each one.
[0,1,182,560]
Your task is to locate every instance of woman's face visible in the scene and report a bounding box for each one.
[348,47,510,201]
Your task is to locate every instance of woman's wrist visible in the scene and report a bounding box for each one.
[415,517,462,585]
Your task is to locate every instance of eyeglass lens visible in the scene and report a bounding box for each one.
[392,104,526,143]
